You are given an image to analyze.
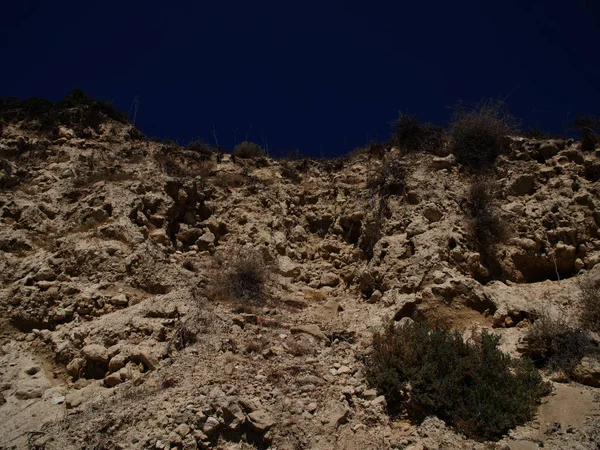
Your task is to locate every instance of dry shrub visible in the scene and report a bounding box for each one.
[366,321,549,440]
[524,127,552,140]
[285,336,316,357]
[466,178,506,280]
[579,278,600,332]
[245,335,271,354]
[392,114,445,155]
[358,219,383,260]
[367,158,407,197]
[280,161,301,183]
[522,309,597,376]
[233,141,265,159]
[320,156,346,173]
[468,179,505,246]
[450,99,517,170]
[212,247,272,303]
[304,289,327,302]
[212,171,247,188]
[161,376,179,389]
[186,139,215,161]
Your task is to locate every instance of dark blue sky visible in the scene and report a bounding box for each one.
[1,0,599,155]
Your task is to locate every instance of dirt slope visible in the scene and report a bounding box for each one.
[1,118,600,449]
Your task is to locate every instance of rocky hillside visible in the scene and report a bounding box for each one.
[1,112,600,450]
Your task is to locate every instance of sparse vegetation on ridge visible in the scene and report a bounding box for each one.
[0,88,130,136]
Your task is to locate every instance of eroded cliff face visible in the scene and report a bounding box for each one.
[1,117,599,449]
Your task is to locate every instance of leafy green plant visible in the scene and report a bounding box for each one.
[366,321,549,440]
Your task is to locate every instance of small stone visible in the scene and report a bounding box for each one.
[65,391,84,409]
[196,230,215,251]
[108,353,127,373]
[371,396,387,407]
[174,423,191,437]
[422,204,443,222]
[25,366,40,375]
[368,290,382,304]
[336,366,352,375]
[66,358,86,379]
[329,407,350,427]
[510,174,535,196]
[320,272,340,287]
[361,389,378,400]
[82,344,109,364]
[203,416,220,435]
[290,324,328,341]
[431,154,456,170]
[110,294,128,306]
[104,372,123,387]
[306,402,318,413]
[51,395,66,405]
[247,410,275,432]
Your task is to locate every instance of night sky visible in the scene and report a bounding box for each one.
[1,0,599,156]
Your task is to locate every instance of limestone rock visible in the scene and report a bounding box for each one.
[573,357,600,387]
[510,174,535,196]
[247,410,275,432]
[422,204,443,222]
[291,324,328,341]
[320,272,340,287]
[104,372,123,387]
[277,256,301,278]
[82,344,109,364]
[196,230,215,251]
[431,154,456,170]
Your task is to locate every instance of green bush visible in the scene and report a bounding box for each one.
[392,114,445,155]
[366,321,549,440]
[233,141,265,159]
[450,100,516,170]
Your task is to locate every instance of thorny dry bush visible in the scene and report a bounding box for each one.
[210,247,273,304]
[450,99,517,170]
[465,178,507,281]
[392,114,446,156]
[579,278,600,332]
[233,141,265,159]
[522,308,598,377]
